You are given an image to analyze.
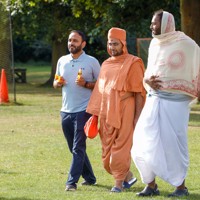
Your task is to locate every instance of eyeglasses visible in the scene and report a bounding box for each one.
[108,42,121,47]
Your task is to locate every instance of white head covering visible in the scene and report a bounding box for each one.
[161,11,175,34]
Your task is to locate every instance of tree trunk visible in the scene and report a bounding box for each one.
[180,0,200,46]
[0,3,12,82]
[44,8,67,86]
[44,38,66,86]
[180,0,200,101]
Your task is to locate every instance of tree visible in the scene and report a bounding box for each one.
[0,2,12,82]
[180,0,200,101]
[180,0,200,46]
[6,0,181,85]
[9,0,105,85]
[10,1,76,85]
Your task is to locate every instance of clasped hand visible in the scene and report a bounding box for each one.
[145,75,162,90]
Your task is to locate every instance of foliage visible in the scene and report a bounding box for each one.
[0,0,181,85]
[0,1,12,81]
[2,0,181,63]
[68,0,181,56]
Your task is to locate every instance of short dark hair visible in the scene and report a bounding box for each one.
[70,30,86,42]
[153,9,163,21]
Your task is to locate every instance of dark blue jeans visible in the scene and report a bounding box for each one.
[60,111,96,186]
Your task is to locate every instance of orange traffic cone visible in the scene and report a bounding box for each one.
[0,69,9,104]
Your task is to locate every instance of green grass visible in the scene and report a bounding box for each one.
[1,62,200,200]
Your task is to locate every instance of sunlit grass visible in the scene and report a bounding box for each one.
[1,62,200,200]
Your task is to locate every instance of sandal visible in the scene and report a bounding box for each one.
[123,177,137,189]
[136,184,160,196]
[111,186,122,193]
[168,187,189,197]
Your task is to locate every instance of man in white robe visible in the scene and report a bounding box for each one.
[131,9,200,197]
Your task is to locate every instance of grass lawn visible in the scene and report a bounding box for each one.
[0,62,200,200]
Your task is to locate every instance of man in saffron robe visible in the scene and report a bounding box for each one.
[86,27,146,192]
[131,10,200,197]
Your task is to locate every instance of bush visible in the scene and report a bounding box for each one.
[14,39,51,62]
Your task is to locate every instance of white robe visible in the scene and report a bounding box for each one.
[132,10,199,187]
[131,95,190,187]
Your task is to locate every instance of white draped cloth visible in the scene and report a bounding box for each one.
[131,96,190,186]
[131,11,200,187]
[145,12,200,98]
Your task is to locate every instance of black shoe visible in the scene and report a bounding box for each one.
[81,180,97,186]
[65,184,77,191]
[168,187,189,197]
[136,184,160,196]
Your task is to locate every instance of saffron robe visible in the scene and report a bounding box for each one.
[87,53,146,180]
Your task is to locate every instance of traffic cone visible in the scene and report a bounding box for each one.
[0,69,9,104]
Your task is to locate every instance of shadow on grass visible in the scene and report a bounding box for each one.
[95,185,200,199]
[0,102,24,106]
[189,193,200,200]
[91,183,111,190]
[191,102,200,111]
[0,169,19,175]
[95,184,145,193]
[0,198,42,200]
[189,112,200,127]
[161,192,200,200]
[125,187,200,199]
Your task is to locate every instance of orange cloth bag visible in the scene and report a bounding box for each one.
[84,115,98,139]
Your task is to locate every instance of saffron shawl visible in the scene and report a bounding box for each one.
[87,54,146,129]
[145,11,200,97]
[87,27,146,129]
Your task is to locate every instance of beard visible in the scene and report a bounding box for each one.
[152,27,161,35]
[68,44,82,54]
[110,49,123,56]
